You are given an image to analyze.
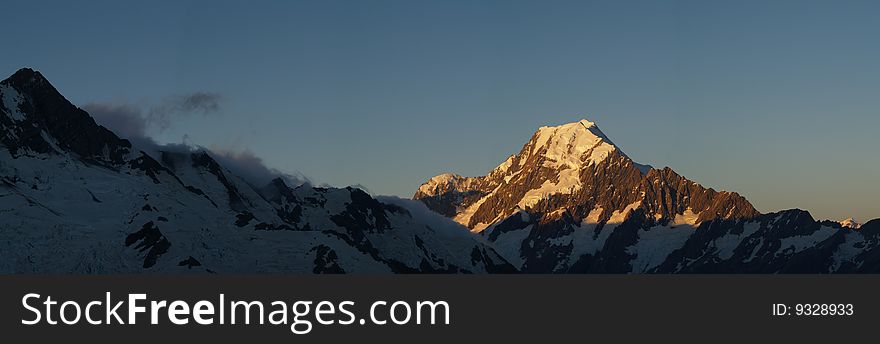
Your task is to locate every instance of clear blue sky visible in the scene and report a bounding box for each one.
[2,0,878,221]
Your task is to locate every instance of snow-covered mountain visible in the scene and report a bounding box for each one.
[839,218,862,229]
[3,67,876,274]
[0,68,514,273]
[415,119,880,273]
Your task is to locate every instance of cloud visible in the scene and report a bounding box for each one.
[84,91,222,135]
[179,92,221,113]
[83,93,308,187]
[84,103,149,139]
[208,148,310,187]
[147,92,222,131]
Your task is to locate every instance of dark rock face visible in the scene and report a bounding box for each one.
[1,68,132,164]
[177,256,202,269]
[311,245,344,274]
[125,222,171,268]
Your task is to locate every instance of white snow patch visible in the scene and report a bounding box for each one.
[1,84,27,121]
[608,201,641,224]
[830,231,864,271]
[673,208,701,226]
[453,182,507,232]
[471,222,491,233]
[492,155,516,176]
[489,225,533,268]
[712,222,762,260]
[416,173,459,196]
[586,207,604,224]
[627,225,694,273]
[567,222,614,265]
[743,237,765,263]
[777,226,838,254]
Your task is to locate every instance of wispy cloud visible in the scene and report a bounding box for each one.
[83,93,308,187]
[85,91,222,135]
[147,92,222,131]
[83,102,149,139]
[208,147,310,187]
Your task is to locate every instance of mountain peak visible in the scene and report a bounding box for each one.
[1,67,132,163]
[840,218,862,229]
[415,116,759,232]
[3,68,50,90]
[528,118,620,170]
[535,118,604,139]
[550,118,598,130]
[11,67,40,78]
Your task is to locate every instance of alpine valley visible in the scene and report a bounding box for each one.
[2,68,878,274]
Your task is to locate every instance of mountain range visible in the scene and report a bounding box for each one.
[2,68,877,273]
[0,68,513,273]
[415,119,880,273]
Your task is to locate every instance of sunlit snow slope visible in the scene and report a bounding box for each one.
[415,119,880,273]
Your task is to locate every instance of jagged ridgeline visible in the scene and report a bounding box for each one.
[1,68,878,273]
[415,120,880,273]
[0,68,514,273]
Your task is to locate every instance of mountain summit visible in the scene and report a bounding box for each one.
[3,68,879,274]
[415,119,758,232]
[414,119,880,273]
[0,68,513,273]
[526,119,619,171]
[1,68,133,165]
